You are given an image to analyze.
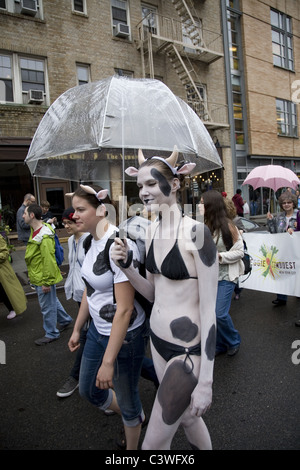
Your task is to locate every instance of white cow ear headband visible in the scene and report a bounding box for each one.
[125,146,196,177]
[65,184,108,203]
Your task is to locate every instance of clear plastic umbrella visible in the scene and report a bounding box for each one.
[25,76,222,191]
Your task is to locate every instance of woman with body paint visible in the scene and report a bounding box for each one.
[111,148,218,450]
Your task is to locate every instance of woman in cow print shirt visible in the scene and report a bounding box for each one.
[68,185,146,450]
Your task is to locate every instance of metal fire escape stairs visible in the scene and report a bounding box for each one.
[170,0,210,121]
[137,0,226,128]
[164,43,211,122]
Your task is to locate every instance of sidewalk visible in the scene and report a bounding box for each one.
[10,229,69,296]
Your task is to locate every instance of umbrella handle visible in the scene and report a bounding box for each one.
[118,250,133,269]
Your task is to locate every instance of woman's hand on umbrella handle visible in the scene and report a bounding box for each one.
[266,212,272,220]
[111,238,133,268]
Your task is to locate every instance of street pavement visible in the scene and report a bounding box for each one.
[0,244,299,451]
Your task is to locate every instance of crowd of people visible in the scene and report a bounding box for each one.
[1,155,300,449]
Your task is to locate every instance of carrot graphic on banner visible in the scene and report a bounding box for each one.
[260,244,278,279]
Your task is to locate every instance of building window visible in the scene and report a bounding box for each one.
[232,74,244,145]
[111,0,130,38]
[141,3,157,34]
[20,58,45,92]
[226,5,245,149]
[76,64,90,85]
[111,0,128,25]
[276,99,298,137]
[72,0,86,14]
[0,53,46,104]
[186,83,208,121]
[227,14,240,70]
[2,0,43,19]
[0,55,13,102]
[271,9,294,71]
[183,19,202,53]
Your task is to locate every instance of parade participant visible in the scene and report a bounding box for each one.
[267,190,298,306]
[67,185,146,450]
[23,204,72,345]
[56,207,89,398]
[0,234,27,319]
[232,189,245,217]
[16,193,36,244]
[111,148,218,450]
[40,200,57,227]
[201,190,243,356]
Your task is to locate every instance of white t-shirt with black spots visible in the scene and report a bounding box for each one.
[81,224,145,336]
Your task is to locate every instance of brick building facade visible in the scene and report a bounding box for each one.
[224,0,300,214]
[0,0,229,225]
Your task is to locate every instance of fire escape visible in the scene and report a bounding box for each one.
[136,0,229,130]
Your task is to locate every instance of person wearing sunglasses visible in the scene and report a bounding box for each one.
[267,190,298,306]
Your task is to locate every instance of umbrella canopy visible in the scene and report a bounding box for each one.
[242,165,300,192]
[25,75,222,184]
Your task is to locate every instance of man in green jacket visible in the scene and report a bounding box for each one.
[23,204,72,345]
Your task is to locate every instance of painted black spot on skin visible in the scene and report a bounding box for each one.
[170,317,198,342]
[192,224,216,267]
[205,324,216,360]
[93,250,111,276]
[82,277,95,297]
[158,360,198,425]
[151,168,171,196]
[132,258,140,270]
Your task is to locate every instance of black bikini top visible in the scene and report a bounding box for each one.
[145,218,197,281]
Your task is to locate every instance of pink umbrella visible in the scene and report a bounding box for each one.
[242,164,300,191]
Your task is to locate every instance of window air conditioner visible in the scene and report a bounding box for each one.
[28,89,44,104]
[21,0,37,16]
[114,23,130,38]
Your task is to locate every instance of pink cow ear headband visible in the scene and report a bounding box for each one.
[65,184,108,203]
[125,146,196,177]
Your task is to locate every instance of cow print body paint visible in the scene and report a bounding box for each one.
[205,324,216,360]
[191,224,217,267]
[158,360,198,425]
[151,168,171,196]
[170,316,198,342]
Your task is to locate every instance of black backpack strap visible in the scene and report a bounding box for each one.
[83,234,93,254]
[104,234,115,273]
[103,233,119,303]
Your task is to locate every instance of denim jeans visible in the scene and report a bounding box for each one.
[79,320,146,427]
[35,285,72,339]
[70,327,88,381]
[216,280,241,352]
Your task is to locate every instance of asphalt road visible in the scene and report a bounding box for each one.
[0,285,299,451]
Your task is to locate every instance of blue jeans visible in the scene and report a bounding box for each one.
[35,285,72,339]
[70,326,88,381]
[216,280,241,352]
[79,320,146,427]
